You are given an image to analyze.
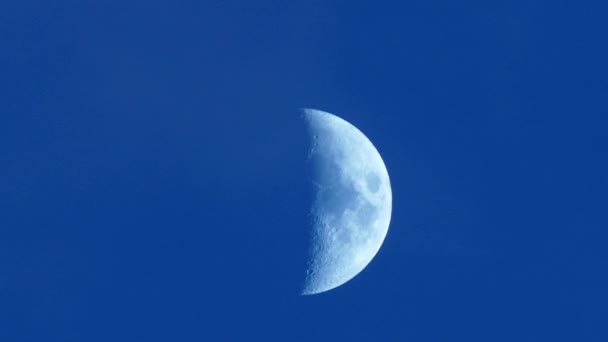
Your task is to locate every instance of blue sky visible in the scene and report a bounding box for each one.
[1,1,607,340]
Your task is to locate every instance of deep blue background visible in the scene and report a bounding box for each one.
[1,1,607,340]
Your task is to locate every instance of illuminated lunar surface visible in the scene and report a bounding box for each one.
[301,109,392,295]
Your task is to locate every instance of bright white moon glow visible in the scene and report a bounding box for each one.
[302,109,392,295]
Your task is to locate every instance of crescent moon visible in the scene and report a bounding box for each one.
[301,109,392,295]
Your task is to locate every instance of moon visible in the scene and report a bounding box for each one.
[301,108,392,295]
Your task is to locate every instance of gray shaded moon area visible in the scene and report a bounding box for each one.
[301,109,392,295]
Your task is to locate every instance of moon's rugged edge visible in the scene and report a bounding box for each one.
[301,109,392,295]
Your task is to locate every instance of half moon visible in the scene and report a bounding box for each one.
[301,108,392,295]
